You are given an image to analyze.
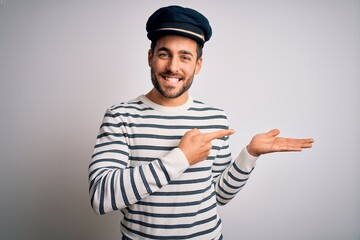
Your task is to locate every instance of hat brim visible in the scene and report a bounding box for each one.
[147,29,205,46]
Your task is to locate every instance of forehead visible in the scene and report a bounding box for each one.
[154,35,198,54]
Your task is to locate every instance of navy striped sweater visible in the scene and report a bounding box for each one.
[89,95,257,239]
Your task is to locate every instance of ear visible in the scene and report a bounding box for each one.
[194,57,203,75]
[148,49,153,67]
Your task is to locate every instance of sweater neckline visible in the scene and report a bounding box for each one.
[139,94,193,114]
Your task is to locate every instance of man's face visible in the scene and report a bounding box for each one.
[148,35,202,100]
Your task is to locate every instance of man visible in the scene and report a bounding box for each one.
[89,5,314,239]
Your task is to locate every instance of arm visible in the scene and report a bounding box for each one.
[88,109,189,215]
[212,139,258,205]
[213,129,314,205]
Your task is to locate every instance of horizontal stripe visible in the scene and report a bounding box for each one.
[111,104,152,112]
[233,161,253,175]
[151,184,212,196]
[228,171,248,182]
[92,149,129,158]
[89,158,127,169]
[121,218,221,239]
[137,191,215,207]
[123,214,217,229]
[170,175,211,185]
[101,122,228,130]
[184,166,211,173]
[213,160,231,167]
[223,178,246,190]
[124,202,217,218]
[107,112,227,120]
[94,140,127,149]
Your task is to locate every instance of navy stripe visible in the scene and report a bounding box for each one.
[233,162,253,175]
[125,202,217,218]
[89,167,121,184]
[102,122,228,130]
[188,106,223,111]
[138,191,215,207]
[125,133,182,140]
[111,104,152,112]
[97,132,183,140]
[212,145,222,151]
[109,112,227,120]
[89,158,127,169]
[110,171,118,211]
[100,122,122,128]
[223,178,246,190]
[184,166,211,173]
[99,174,107,215]
[170,175,211,185]
[129,156,157,162]
[217,180,235,196]
[97,131,124,139]
[92,149,129,158]
[151,184,211,196]
[215,153,231,159]
[216,192,236,201]
[211,169,227,175]
[220,144,230,150]
[130,145,175,151]
[213,160,231,167]
[228,171,248,182]
[139,166,152,194]
[89,168,110,189]
[157,159,171,183]
[123,214,217,229]
[130,168,141,201]
[149,164,162,189]
[94,140,127,148]
[120,170,130,207]
[90,178,102,209]
[121,217,221,239]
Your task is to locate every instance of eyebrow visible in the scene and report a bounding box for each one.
[157,47,194,57]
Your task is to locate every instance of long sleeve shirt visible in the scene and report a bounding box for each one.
[89,95,258,239]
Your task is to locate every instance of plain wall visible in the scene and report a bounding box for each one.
[1,0,359,239]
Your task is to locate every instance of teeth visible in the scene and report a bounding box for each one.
[165,77,179,83]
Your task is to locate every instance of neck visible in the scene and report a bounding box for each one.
[145,88,189,107]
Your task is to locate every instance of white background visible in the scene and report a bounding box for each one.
[1,0,359,239]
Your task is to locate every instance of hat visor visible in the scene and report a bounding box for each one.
[147,29,205,46]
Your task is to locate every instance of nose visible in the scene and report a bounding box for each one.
[166,57,179,73]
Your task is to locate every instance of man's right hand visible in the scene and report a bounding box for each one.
[179,128,235,165]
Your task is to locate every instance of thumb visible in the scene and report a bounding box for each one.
[267,129,280,137]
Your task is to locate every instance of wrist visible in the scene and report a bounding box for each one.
[246,145,260,157]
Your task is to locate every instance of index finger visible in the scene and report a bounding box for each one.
[202,129,235,142]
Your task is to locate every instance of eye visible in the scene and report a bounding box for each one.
[180,55,192,61]
[158,52,170,59]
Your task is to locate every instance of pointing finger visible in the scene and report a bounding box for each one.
[202,129,235,142]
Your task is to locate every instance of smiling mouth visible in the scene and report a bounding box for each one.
[162,75,183,84]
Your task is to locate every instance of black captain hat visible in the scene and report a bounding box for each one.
[146,5,212,46]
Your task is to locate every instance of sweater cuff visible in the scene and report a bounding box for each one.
[234,147,259,173]
[160,148,190,180]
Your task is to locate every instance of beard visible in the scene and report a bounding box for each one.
[150,68,194,99]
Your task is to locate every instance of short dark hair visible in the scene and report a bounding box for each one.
[150,40,203,61]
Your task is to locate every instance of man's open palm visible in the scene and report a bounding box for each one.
[246,129,314,157]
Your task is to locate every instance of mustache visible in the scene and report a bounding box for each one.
[160,71,183,78]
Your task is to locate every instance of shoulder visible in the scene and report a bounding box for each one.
[108,96,151,114]
[190,99,226,114]
[188,98,229,125]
